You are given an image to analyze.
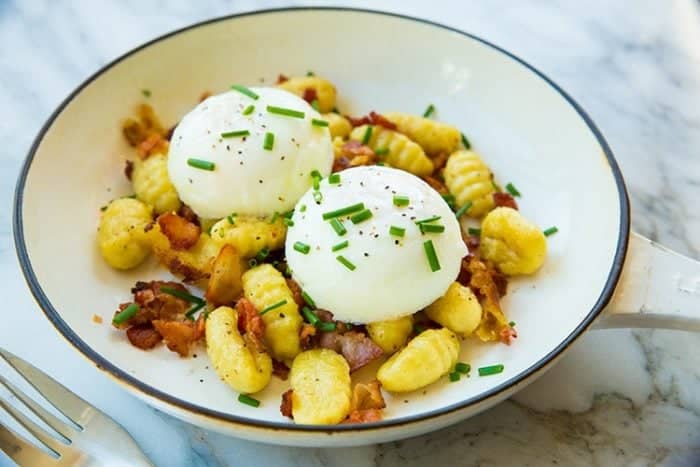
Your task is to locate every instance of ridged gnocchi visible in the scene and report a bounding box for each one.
[366,316,413,354]
[149,224,220,283]
[384,112,460,157]
[444,150,496,217]
[97,198,153,270]
[277,76,337,113]
[377,328,459,392]
[425,282,482,336]
[210,215,286,258]
[205,306,272,394]
[289,349,351,424]
[323,113,352,139]
[480,207,547,275]
[131,153,181,214]
[349,125,433,176]
[242,264,302,361]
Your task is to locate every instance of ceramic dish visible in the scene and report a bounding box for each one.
[13,8,700,446]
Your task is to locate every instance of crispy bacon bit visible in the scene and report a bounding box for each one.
[493,192,518,210]
[122,104,165,147]
[299,323,317,350]
[351,380,386,411]
[314,309,334,323]
[499,326,518,345]
[165,124,177,141]
[333,141,377,172]
[177,204,200,226]
[125,281,191,326]
[318,331,383,372]
[467,256,511,343]
[302,88,318,105]
[422,175,448,194]
[276,74,289,84]
[431,152,449,172]
[272,360,290,380]
[137,133,169,159]
[345,409,383,424]
[280,389,294,419]
[92,314,103,324]
[122,118,148,146]
[286,278,305,308]
[126,323,162,350]
[236,298,266,352]
[347,111,397,130]
[158,213,201,250]
[124,160,134,181]
[152,319,201,357]
[199,91,211,102]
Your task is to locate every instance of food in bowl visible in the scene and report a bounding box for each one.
[98,75,549,424]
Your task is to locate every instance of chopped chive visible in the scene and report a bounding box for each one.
[269,212,279,224]
[345,322,354,330]
[141,89,151,98]
[467,227,481,236]
[293,241,311,254]
[185,302,206,320]
[461,133,471,149]
[393,195,410,207]
[322,202,365,220]
[187,158,215,171]
[455,201,472,219]
[227,213,237,225]
[413,324,426,334]
[283,209,295,219]
[160,286,205,304]
[329,218,347,236]
[311,99,320,112]
[361,126,373,145]
[317,321,336,332]
[242,104,255,115]
[375,162,386,166]
[423,104,435,118]
[543,226,559,237]
[313,190,323,203]
[375,147,389,156]
[301,291,316,308]
[478,364,504,376]
[283,218,295,227]
[263,132,275,151]
[441,194,456,210]
[231,84,259,100]
[423,240,441,272]
[420,223,446,234]
[389,225,405,237]
[238,394,260,407]
[455,362,471,374]
[310,169,322,180]
[302,306,319,325]
[448,371,460,382]
[306,70,315,76]
[509,321,516,327]
[221,129,250,138]
[336,255,356,271]
[267,105,305,119]
[415,215,441,225]
[505,182,521,197]
[255,247,270,262]
[311,118,328,127]
[260,299,288,315]
[113,303,139,325]
[328,173,341,184]
[350,209,373,224]
[332,240,349,252]
[300,204,307,212]
[248,258,258,268]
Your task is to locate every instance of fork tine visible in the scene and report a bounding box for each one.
[0,373,72,443]
[0,397,65,458]
[0,348,87,428]
[0,421,58,465]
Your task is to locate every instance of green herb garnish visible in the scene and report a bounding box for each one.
[187,158,215,171]
[231,84,259,100]
[423,240,441,272]
[113,303,139,325]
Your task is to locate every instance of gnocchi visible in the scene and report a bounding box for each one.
[323,113,352,139]
[366,316,413,354]
[149,224,220,283]
[210,215,286,258]
[383,112,460,157]
[444,150,496,217]
[97,198,153,270]
[349,125,433,176]
[276,76,337,113]
[131,153,181,214]
[425,282,482,337]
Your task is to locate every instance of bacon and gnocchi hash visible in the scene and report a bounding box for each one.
[99,75,555,424]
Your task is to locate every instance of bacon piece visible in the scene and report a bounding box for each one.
[347,111,397,130]
[121,281,191,326]
[272,360,290,380]
[280,389,294,419]
[422,175,448,194]
[468,256,511,342]
[92,314,103,324]
[177,204,200,227]
[499,326,518,345]
[152,319,201,357]
[333,141,377,172]
[493,192,518,210]
[137,133,169,158]
[285,278,305,308]
[345,409,383,424]
[157,212,201,250]
[302,88,318,105]
[299,323,317,350]
[318,331,383,372]
[124,160,134,181]
[351,380,385,411]
[126,323,162,350]
[164,124,177,141]
[236,298,266,352]
[431,152,449,172]
[276,74,289,84]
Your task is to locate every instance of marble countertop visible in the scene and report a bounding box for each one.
[1,0,700,465]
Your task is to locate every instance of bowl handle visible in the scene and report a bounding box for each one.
[594,232,700,331]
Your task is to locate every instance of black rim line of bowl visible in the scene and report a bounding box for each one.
[12,6,630,433]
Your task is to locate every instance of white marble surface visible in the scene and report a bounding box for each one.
[1,0,700,465]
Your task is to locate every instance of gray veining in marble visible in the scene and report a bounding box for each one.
[1,0,700,466]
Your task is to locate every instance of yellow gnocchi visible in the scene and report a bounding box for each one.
[242,264,302,362]
[323,113,352,139]
[131,153,181,214]
[290,349,351,424]
[366,316,413,354]
[210,215,286,258]
[97,198,153,270]
[480,207,547,275]
[425,282,482,336]
[277,76,337,113]
[384,112,460,157]
[349,125,433,177]
[444,150,496,217]
[149,224,220,283]
[205,306,272,394]
[377,328,459,392]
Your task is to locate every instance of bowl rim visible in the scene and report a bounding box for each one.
[12,6,630,433]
